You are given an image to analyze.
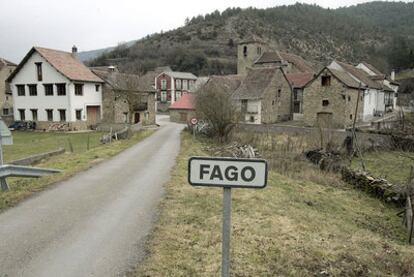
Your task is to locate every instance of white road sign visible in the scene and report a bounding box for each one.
[188,157,268,188]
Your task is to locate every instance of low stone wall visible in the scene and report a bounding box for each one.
[36,121,88,131]
[96,123,130,132]
[233,123,391,150]
[10,148,65,165]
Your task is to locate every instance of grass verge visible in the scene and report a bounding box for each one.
[136,131,414,276]
[3,131,107,161]
[0,129,155,211]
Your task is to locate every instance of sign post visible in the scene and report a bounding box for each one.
[190,117,198,139]
[188,157,268,277]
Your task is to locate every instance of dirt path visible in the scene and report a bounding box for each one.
[0,118,183,276]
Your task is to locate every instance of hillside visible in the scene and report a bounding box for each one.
[89,2,414,76]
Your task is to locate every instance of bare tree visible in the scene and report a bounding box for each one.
[195,77,241,141]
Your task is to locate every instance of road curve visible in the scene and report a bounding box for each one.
[0,118,183,277]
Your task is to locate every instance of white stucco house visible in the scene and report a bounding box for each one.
[328,61,395,121]
[6,46,104,129]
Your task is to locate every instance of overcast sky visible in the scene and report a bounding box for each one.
[0,0,407,62]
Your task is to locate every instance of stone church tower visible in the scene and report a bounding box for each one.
[237,37,268,75]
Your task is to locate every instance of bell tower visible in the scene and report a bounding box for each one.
[237,37,267,75]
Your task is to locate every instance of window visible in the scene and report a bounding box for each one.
[322,100,329,106]
[175,79,181,90]
[348,96,351,101]
[44,84,53,96]
[243,46,248,57]
[277,89,281,98]
[95,84,100,92]
[161,79,167,90]
[2,109,8,115]
[18,109,25,120]
[183,80,188,90]
[321,76,331,86]
[257,47,262,55]
[161,91,167,102]
[16,85,25,96]
[31,109,38,121]
[46,109,53,121]
[76,109,82,120]
[28,84,37,96]
[75,84,84,96]
[58,109,66,121]
[123,112,128,123]
[56,83,66,96]
[350,114,353,120]
[35,62,42,81]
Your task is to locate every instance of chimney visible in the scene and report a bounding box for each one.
[71,45,78,59]
[391,70,395,81]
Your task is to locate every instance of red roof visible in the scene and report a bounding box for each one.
[169,93,195,110]
[7,47,103,83]
[286,72,314,88]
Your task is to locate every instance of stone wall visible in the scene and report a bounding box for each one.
[36,120,88,131]
[237,42,267,75]
[303,69,363,128]
[101,85,156,126]
[170,109,195,123]
[261,69,292,123]
[0,65,16,117]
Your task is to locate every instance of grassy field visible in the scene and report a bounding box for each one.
[3,131,105,162]
[0,129,155,211]
[136,132,414,276]
[352,150,414,184]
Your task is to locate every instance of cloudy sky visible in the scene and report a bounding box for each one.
[0,0,406,62]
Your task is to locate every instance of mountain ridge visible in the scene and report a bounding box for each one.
[88,2,414,76]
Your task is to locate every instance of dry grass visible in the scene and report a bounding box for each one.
[135,132,414,276]
[0,129,155,211]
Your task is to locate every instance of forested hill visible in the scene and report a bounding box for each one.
[89,2,414,76]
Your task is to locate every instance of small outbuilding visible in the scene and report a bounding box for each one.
[169,93,195,123]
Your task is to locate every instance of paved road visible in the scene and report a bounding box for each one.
[0,117,183,277]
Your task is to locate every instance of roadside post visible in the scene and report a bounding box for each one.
[190,117,198,138]
[188,157,268,277]
[0,119,61,191]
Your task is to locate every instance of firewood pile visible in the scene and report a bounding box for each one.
[203,143,260,158]
[341,167,405,205]
[46,123,70,132]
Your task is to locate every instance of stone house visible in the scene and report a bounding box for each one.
[169,93,195,123]
[285,72,314,120]
[356,62,399,110]
[6,46,104,130]
[0,58,17,125]
[92,69,156,126]
[328,61,395,120]
[232,67,293,124]
[303,67,364,129]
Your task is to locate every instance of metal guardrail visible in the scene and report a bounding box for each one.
[0,165,61,178]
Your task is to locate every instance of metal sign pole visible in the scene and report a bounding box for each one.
[222,187,231,277]
[0,134,8,191]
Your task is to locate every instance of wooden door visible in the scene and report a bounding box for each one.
[317,112,333,129]
[87,106,100,125]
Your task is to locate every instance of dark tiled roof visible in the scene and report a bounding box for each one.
[233,68,280,100]
[7,47,103,83]
[198,75,243,97]
[0,58,16,71]
[255,51,316,73]
[286,72,314,88]
[335,61,382,90]
[92,70,156,92]
[305,67,360,89]
[361,62,383,76]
